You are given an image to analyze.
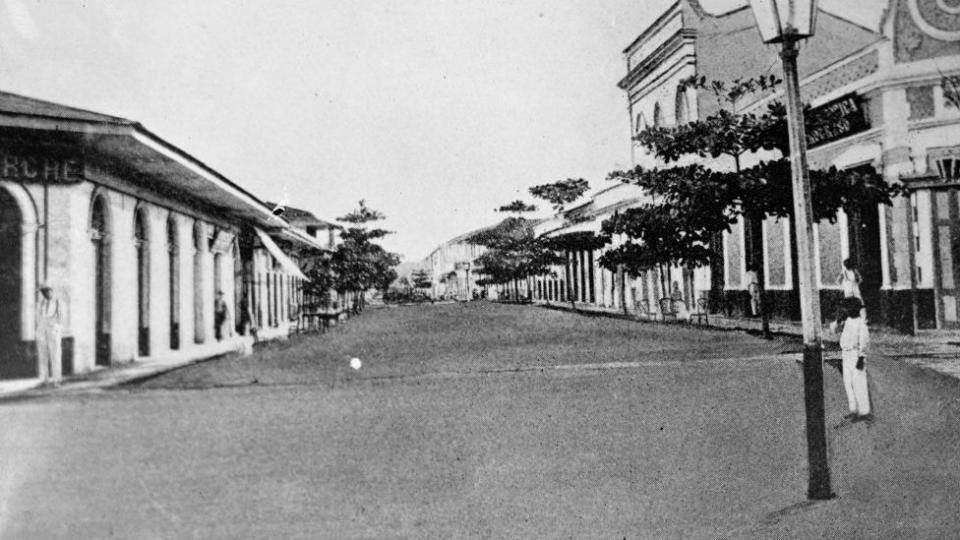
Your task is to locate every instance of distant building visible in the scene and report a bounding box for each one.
[268,203,341,252]
[424,228,487,301]
[264,203,341,326]
[530,182,681,312]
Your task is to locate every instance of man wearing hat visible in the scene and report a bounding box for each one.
[214,290,229,341]
[36,283,63,384]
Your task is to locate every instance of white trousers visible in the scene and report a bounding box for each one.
[37,323,62,382]
[841,349,870,415]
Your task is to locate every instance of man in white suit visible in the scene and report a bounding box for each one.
[36,283,63,385]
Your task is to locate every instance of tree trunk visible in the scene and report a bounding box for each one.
[748,216,772,339]
[710,231,725,313]
[659,263,669,298]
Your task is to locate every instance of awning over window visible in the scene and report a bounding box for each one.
[255,228,309,281]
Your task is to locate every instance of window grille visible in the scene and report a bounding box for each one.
[935,157,960,182]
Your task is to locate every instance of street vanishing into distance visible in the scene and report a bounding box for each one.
[2,302,960,539]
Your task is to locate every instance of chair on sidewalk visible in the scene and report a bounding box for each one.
[692,297,709,326]
[634,299,654,320]
[659,297,678,321]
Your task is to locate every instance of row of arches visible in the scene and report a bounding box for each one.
[90,191,231,365]
[635,84,692,134]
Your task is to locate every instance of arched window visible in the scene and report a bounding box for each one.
[653,103,663,127]
[167,216,179,350]
[193,221,205,344]
[675,86,690,124]
[635,113,648,134]
[134,207,150,357]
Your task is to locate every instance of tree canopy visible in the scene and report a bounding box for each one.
[411,268,432,289]
[529,178,590,212]
[468,217,564,287]
[498,200,538,213]
[305,200,400,303]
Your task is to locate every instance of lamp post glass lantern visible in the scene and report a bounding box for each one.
[750,0,818,43]
[748,0,834,501]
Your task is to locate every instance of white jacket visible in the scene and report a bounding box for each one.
[839,317,868,355]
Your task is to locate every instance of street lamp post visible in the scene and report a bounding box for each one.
[748,0,834,500]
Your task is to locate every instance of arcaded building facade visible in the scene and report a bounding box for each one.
[0,92,323,380]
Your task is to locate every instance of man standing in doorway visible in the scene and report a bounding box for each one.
[36,283,63,385]
[214,290,229,341]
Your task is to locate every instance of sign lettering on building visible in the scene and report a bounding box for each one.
[0,152,84,183]
[806,93,870,149]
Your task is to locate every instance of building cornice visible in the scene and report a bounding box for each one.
[626,55,697,106]
[618,29,697,91]
[622,2,682,56]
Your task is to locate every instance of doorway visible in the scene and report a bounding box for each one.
[135,209,149,357]
[847,202,883,322]
[0,189,24,377]
[91,196,111,366]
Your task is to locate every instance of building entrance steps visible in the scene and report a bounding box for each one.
[536,300,960,382]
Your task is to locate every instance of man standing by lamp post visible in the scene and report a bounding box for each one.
[747,0,833,500]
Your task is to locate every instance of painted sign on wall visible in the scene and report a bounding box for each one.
[806,93,870,149]
[0,152,84,183]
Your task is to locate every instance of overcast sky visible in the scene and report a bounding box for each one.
[0,0,885,261]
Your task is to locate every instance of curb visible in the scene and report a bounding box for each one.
[0,351,242,402]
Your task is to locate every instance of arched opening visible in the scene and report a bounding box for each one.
[213,250,224,340]
[167,216,179,350]
[233,241,243,335]
[91,195,111,366]
[653,103,663,128]
[635,113,647,134]
[0,188,23,376]
[675,86,690,125]
[193,222,205,344]
[135,207,150,357]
